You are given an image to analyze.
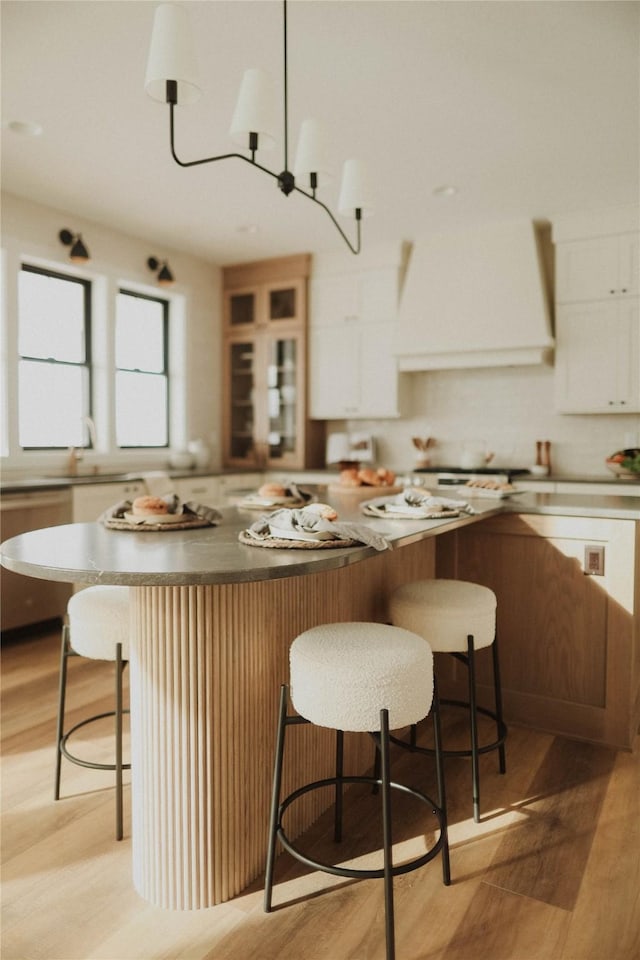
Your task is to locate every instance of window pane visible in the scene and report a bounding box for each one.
[18,360,89,448]
[115,371,167,446]
[116,293,165,372]
[18,270,86,362]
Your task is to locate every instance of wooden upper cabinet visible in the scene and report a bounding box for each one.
[223,255,310,332]
[222,254,325,470]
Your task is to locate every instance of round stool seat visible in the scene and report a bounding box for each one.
[67,586,130,661]
[290,621,433,732]
[390,579,496,653]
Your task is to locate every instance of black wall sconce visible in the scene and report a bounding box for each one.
[59,228,91,264]
[147,256,175,287]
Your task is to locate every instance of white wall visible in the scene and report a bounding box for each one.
[1,192,222,474]
[337,364,640,478]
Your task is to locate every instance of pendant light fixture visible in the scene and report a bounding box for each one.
[144,1,371,254]
[59,229,91,264]
[147,256,175,287]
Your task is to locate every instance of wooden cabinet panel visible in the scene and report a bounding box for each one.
[435,512,639,749]
[1,490,73,630]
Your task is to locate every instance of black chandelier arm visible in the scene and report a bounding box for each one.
[168,104,280,182]
[293,184,362,255]
[168,103,362,255]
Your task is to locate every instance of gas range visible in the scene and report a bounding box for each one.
[413,466,531,486]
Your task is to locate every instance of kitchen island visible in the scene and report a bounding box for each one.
[0,495,501,911]
[1,491,638,911]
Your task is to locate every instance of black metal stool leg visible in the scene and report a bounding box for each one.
[264,684,289,912]
[492,634,507,774]
[54,623,71,801]
[467,635,481,823]
[379,709,396,960]
[431,677,451,885]
[334,729,344,843]
[115,641,124,841]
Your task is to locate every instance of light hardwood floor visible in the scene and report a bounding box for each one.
[2,625,639,960]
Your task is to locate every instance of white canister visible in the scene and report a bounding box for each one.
[187,439,211,469]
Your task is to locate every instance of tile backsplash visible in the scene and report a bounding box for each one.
[342,364,640,477]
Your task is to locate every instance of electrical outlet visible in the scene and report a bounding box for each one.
[584,545,605,576]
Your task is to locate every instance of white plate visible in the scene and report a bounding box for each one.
[269,525,335,542]
[124,511,186,524]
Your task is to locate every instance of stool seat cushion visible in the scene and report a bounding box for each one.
[290,622,433,732]
[390,579,496,653]
[67,585,130,661]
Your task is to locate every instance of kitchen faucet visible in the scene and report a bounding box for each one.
[67,416,98,476]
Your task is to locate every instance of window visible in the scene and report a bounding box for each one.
[115,290,169,448]
[18,265,91,449]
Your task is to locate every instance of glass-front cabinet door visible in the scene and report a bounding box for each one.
[225,338,256,463]
[225,288,257,328]
[265,332,303,465]
[223,330,304,468]
[266,280,304,326]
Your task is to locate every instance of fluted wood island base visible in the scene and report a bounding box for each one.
[131,540,436,909]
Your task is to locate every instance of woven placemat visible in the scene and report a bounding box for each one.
[103,516,213,532]
[238,530,358,549]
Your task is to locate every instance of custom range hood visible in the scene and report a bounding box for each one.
[395,220,554,370]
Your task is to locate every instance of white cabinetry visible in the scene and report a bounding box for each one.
[556,233,639,303]
[552,212,640,415]
[309,255,402,419]
[174,475,222,506]
[72,480,146,522]
[555,300,639,413]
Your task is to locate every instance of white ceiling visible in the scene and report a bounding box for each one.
[2,0,639,265]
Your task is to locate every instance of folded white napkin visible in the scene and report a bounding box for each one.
[245,506,389,551]
[361,488,475,519]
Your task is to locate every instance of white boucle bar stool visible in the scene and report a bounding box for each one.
[54,585,131,840]
[390,579,507,823]
[264,622,450,960]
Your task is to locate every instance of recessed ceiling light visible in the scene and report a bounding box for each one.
[237,224,260,235]
[6,119,44,137]
[432,184,458,198]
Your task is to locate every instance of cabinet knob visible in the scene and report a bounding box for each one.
[621,288,627,293]
[610,289,615,294]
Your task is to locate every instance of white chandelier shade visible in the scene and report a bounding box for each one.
[338,159,374,219]
[229,69,277,151]
[145,3,202,105]
[293,118,333,189]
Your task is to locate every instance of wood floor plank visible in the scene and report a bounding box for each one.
[1,627,638,960]
[483,738,616,910]
[560,742,640,960]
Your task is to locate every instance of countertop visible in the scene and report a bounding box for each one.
[1,490,639,588]
[0,495,503,586]
[2,468,640,495]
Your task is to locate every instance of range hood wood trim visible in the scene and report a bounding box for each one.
[398,345,554,371]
